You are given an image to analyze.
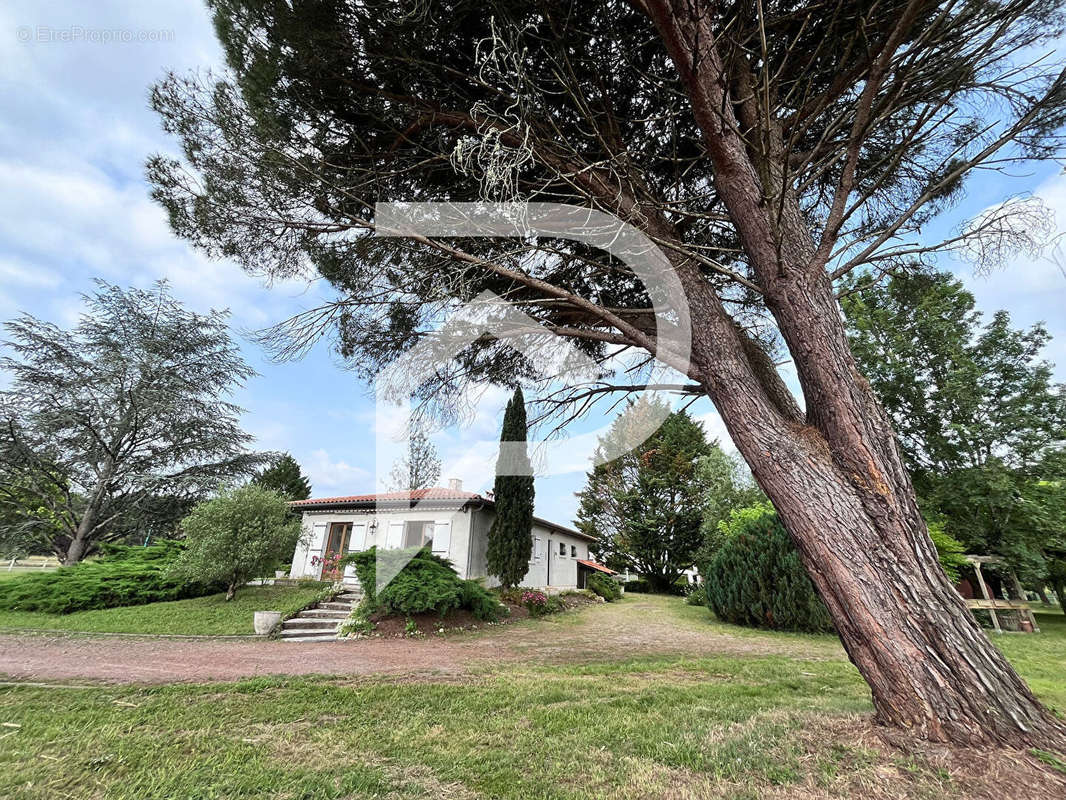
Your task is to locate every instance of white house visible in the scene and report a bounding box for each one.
[287,480,613,590]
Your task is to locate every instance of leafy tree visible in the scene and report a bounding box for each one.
[0,282,266,564]
[0,472,67,559]
[150,0,1066,746]
[576,397,667,572]
[253,453,312,500]
[842,270,1066,587]
[386,432,441,492]
[486,388,534,588]
[169,484,302,601]
[579,404,712,590]
[618,411,712,591]
[695,446,766,564]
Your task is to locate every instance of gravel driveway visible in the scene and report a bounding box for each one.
[0,596,843,684]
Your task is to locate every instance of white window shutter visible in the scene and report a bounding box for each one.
[534,537,544,562]
[304,522,328,578]
[431,519,451,555]
[385,520,405,549]
[343,522,368,580]
[349,522,368,552]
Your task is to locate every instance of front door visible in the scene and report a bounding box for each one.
[323,522,352,577]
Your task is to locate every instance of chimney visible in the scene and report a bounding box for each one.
[448,477,463,492]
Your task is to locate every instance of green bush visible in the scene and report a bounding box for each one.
[684,584,708,606]
[622,577,651,594]
[459,579,506,621]
[168,485,302,601]
[343,547,501,621]
[704,504,834,633]
[926,519,969,583]
[587,573,622,602]
[0,541,219,614]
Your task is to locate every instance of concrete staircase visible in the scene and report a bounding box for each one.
[279,590,361,642]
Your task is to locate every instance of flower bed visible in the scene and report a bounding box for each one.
[339,589,600,639]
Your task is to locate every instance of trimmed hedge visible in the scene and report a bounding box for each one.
[586,573,622,602]
[616,577,688,596]
[621,578,651,594]
[342,546,501,621]
[704,505,834,633]
[0,541,220,614]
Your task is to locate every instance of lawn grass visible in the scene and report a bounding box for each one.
[0,583,330,636]
[990,608,1066,711]
[0,657,874,800]
[0,595,1063,799]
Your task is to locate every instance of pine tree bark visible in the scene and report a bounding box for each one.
[684,273,1066,747]
[642,0,1066,749]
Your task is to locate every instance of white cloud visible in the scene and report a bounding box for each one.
[0,256,61,289]
[305,449,369,493]
[693,410,738,454]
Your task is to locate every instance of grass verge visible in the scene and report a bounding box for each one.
[0,583,330,636]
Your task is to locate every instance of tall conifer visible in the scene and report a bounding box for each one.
[487,388,534,587]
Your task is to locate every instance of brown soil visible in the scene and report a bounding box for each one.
[365,590,594,638]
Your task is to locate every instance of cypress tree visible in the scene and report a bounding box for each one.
[487,388,535,588]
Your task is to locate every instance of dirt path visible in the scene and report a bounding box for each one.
[0,596,844,684]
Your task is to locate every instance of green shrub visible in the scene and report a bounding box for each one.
[927,520,969,583]
[459,579,507,621]
[704,504,834,633]
[342,547,500,621]
[685,584,708,606]
[0,541,219,614]
[622,578,651,593]
[520,589,550,615]
[587,573,622,602]
[168,485,302,601]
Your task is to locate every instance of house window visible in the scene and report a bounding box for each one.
[533,538,544,562]
[559,542,566,556]
[325,522,352,555]
[571,545,577,558]
[403,520,435,548]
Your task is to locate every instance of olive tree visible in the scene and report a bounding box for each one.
[170,484,303,601]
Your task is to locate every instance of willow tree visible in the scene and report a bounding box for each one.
[150,0,1066,747]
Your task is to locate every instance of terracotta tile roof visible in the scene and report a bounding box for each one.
[576,559,616,575]
[290,487,484,506]
[290,488,598,542]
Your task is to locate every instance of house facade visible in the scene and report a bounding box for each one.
[287,483,602,590]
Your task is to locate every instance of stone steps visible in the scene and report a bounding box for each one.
[281,617,341,630]
[278,591,362,641]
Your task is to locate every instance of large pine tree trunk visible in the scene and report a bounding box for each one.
[741,423,1062,746]
[642,0,1066,748]
[692,269,1066,748]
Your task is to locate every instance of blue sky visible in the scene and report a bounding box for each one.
[2,1,1065,526]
